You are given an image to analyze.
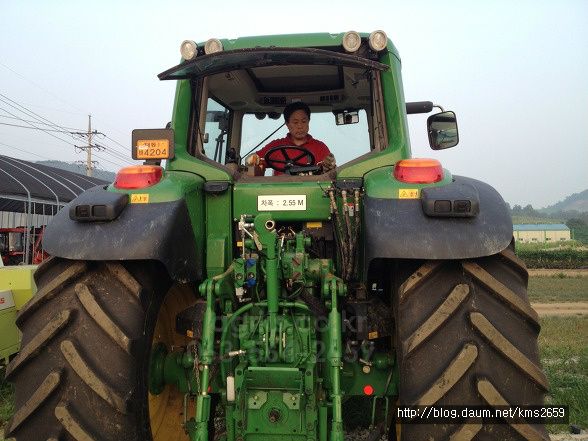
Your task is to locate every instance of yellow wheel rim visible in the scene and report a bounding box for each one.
[149,284,196,440]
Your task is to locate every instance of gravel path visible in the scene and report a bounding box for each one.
[551,434,588,441]
[532,302,588,316]
[529,269,588,277]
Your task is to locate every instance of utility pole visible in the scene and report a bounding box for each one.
[74,115,103,176]
[87,115,93,176]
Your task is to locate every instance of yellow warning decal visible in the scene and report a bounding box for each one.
[130,194,149,204]
[368,331,379,340]
[305,222,323,229]
[398,189,420,199]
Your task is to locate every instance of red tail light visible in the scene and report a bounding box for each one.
[363,384,374,396]
[393,158,443,184]
[114,165,163,189]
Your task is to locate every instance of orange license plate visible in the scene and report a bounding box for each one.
[136,139,170,159]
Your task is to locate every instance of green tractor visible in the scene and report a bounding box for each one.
[5,31,548,441]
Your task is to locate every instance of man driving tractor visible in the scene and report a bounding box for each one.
[248,101,336,175]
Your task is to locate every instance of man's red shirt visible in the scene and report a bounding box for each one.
[256,133,330,175]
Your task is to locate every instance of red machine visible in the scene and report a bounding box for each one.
[0,226,49,266]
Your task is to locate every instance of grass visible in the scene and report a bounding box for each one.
[516,240,584,251]
[0,367,12,440]
[528,275,588,303]
[539,316,588,432]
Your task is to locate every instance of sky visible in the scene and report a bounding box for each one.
[1,0,587,209]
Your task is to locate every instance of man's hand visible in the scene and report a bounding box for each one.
[321,153,336,172]
[246,153,266,176]
[246,154,261,166]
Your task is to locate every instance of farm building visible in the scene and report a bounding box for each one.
[0,155,107,228]
[0,155,107,264]
[513,224,571,243]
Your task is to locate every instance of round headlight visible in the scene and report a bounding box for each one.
[342,31,361,53]
[368,30,387,52]
[204,38,224,55]
[180,40,198,60]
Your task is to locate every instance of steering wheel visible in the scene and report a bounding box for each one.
[263,145,316,173]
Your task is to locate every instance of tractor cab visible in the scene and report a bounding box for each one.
[158,39,391,181]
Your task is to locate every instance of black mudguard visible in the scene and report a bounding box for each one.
[44,187,201,282]
[363,176,512,266]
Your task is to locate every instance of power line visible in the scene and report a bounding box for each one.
[102,136,134,159]
[0,110,128,170]
[2,63,134,150]
[0,61,87,114]
[0,113,84,131]
[90,135,132,159]
[0,141,118,186]
[0,96,131,170]
[0,93,81,139]
[0,101,80,145]
[0,141,54,161]
[104,134,129,150]
[93,132,132,157]
[0,137,127,171]
[0,121,81,132]
[1,62,142,159]
[93,143,133,162]
[0,105,131,162]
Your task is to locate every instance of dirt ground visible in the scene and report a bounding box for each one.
[551,434,588,441]
[532,302,588,316]
[529,269,588,277]
[529,269,587,315]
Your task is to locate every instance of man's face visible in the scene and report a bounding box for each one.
[286,109,310,143]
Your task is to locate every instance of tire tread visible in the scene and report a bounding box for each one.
[6,371,62,435]
[54,404,96,441]
[477,379,548,441]
[17,261,87,326]
[7,260,161,441]
[462,261,539,326]
[396,254,547,440]
[75,283,132,353]
[470,312,548,390]
[5,310,72,379]
[60,340,129,414]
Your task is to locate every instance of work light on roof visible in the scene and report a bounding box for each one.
[342,31,362,53]
[369,30,387,52]
[180,40,198,60]
[204,38,224,55]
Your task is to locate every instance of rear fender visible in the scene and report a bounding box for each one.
[43,186,201,283]
[362,175,512,266]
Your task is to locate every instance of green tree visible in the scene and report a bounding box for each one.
[566,218,588,244]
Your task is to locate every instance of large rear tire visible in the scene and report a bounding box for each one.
[5,258,196,441]
[394,248,549,440]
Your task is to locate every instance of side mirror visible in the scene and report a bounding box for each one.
[427,111,459,150]
[334,109,359,125]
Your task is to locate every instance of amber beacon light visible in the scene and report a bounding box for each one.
[114,165,163,189]
[393,158,444,184]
